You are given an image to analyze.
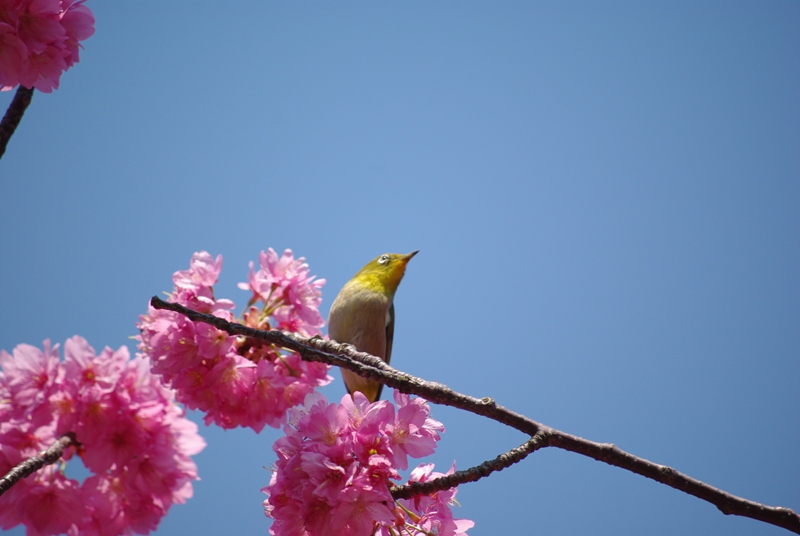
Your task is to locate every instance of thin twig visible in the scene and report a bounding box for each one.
[149,296,800,534]
[0,433,77,497]
[390,432,549,499]
[0,86,34,159]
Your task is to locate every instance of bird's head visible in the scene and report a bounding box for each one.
[351,251,419,296]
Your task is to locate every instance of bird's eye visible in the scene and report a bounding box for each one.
[378,254,390,265]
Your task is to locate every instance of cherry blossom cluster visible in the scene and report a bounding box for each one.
[395,463,475,536]
[0,0,95,93]
[137,249,331,433]
[263,390,473,536]
[0,337,206,535]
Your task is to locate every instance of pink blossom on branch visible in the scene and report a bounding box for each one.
[239,248,326,336]
[263,391,473,536]
[0,0,95,92]
[137,249,332,432]
[0,22,29,83]
[389,463,475,536]
[0,337,206,535]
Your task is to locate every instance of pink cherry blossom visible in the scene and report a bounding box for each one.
[13,468,86,535]
[15,0,65,55]
[239,248,326,336]
[138,249,331,432]
[59,0,94,67]
[394,462,475,536]
[0,22,29,84]
[62,336,128,392]
[0,337,206,536]
[0,339,59,420]
[387,389,444,470]
[0,0,94,92]
[263,391,471,536]
[330,482,397,535]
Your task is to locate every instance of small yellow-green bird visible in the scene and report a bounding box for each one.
[328,251,418,402]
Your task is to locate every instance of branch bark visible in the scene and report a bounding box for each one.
[150,296,800,534]
[0,433,77,497]
[390,432,548,500]
[0,86,34,159]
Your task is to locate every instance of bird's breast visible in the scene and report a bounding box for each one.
[328,285,391,359]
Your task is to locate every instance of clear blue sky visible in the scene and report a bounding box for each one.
[1,2,798,535]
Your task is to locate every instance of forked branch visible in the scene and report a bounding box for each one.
[150,296,800,534]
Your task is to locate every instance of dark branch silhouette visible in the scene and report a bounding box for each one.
[390,432,548,499]
[150,295,800,534]
[0,433,77,497]
[0,86,34,159]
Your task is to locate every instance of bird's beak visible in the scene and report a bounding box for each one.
[403,250,419,263]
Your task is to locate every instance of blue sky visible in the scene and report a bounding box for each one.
[1,1,798,535]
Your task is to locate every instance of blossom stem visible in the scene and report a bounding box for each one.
[277,353,301,377]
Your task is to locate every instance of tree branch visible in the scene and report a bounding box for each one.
[0,433,78,497]
[0,86,34,160]
[390,432,549,500]
[150,296,800,534]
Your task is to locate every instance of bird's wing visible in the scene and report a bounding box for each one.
[384,302,395,365]
[376,302,395,401]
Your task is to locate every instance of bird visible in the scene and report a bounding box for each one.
[327,251,418,402]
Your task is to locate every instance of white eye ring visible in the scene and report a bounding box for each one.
[378,255,390,264]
